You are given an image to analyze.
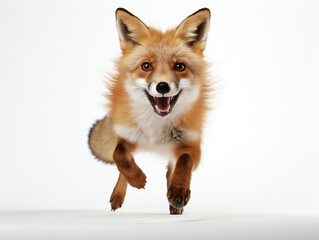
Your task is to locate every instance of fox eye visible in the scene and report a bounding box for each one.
[141,62,152,71]
[174,62,186,72]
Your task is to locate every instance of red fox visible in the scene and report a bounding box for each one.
[89,8,211,215]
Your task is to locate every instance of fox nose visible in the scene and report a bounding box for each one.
[156,82,170,94]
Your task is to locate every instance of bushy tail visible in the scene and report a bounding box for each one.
[88,116,117,164]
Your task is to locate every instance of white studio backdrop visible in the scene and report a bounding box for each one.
[0,0,318,215]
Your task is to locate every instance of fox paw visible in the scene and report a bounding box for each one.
[169,205,184,215]
[110,193,125,211]
[167,185,190,209]
[122,169,147,189]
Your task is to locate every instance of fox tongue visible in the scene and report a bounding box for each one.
[155,97,170,112]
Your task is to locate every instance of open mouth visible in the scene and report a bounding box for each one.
[145,91,181,117]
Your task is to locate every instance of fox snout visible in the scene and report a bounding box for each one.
[148,81,179,98]
[143,80,182,117]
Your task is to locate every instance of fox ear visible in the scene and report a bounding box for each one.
[115,8,151,50]
[175,8,211,52]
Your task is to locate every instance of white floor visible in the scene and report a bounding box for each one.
[1,210,318,240]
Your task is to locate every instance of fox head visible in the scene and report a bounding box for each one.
[114,8,211,118]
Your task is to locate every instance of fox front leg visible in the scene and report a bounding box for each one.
[167,144,200,214]
[113,139,147,189]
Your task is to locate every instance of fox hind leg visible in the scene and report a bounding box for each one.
[110,173,128,211]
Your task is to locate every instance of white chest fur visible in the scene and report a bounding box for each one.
[114,122,185,146]
[113,122,198,161]
[113,112,198,152]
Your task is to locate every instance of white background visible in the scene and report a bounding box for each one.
[1,0,319,219]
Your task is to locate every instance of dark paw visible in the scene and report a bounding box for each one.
[169,205,184,215]
[167,185,191,209]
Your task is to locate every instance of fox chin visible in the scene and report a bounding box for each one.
[88,7,212,215]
